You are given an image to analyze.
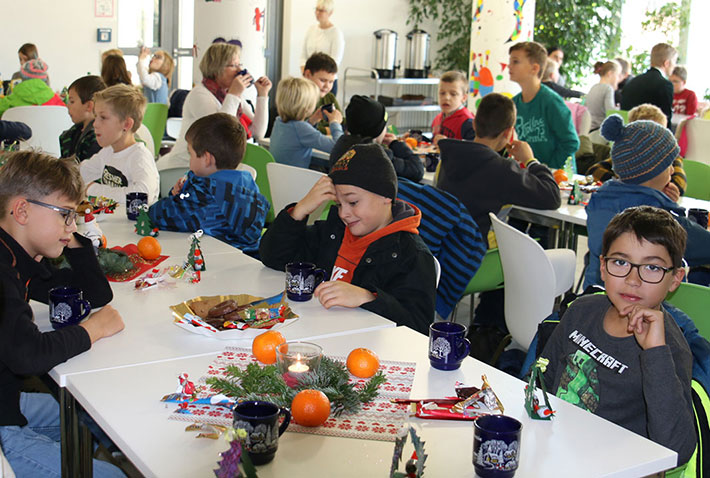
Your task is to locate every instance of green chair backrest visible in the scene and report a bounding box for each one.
[143,103,169,156]
[606,109,629,124]
[667,282,710,341]
[683,159,710,201]
[463,247,504,295]
[243,143,275,223]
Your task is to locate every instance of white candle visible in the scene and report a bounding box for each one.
[288,357,310,373]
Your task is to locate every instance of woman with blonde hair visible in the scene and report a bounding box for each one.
[300,0,345,94]
[270,77,343,168]
[156,42,272,170]
[137,47,175,104]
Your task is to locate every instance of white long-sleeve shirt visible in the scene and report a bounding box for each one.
[80,142,160,205]
[300,24,345,67]
[156,83,268,171]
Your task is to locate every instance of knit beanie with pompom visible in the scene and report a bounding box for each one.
[600,114,679,185]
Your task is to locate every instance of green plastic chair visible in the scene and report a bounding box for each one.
[606,109,629,124]
[142,103,169,157]
[682,159,710,201]
[666,282,710,341]
[242,143,276,223]
[454,248,504,323]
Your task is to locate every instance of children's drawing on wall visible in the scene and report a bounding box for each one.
[507,0,527,42]
[254,7,265,32]
[469,50,507,108]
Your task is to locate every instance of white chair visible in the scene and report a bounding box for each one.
[237,163,257,181]
[159,167,189,198]
[2,105,73,157]
[267,162,327,223]
[684,118,710,165]
[135,123,155,160]
[433,256,441,287]
[165,117,182,139]
[489,213,576,351]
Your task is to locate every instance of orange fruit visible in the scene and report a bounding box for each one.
[251,330,285,364]
[137,236,161,260]
[346,348,380,378]
[100,235,108,249]
[291,389,331,427]
[405,137,418,149]
[553,169,568,185]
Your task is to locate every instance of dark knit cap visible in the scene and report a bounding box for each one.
[329,143,397,200]
[345,95,387,138]
[601,114,679,185]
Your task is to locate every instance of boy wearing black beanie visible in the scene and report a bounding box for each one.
[329,95,424,182]
[260,143,436,335]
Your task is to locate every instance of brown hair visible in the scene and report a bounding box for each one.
[200,43,240,80]
[671,65,688,83]
[602,206,686,269]
[185,113,247,170]
[93,84,147,133]
[474,93,516,139]
[69,75,106,104]
[650,43,678,68]
[0,152,84,216]
[101,55,132,87]
[509,42,548,79]
[439,71,468,96]
[628,103,667,127]
[599,60,621,77]
[18,43,38,60]
[304,52,338,75]
[151,50,175,87]
[615,57,631,76]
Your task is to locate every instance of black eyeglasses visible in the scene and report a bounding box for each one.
[26,199,78,226]
[603,257,674,284]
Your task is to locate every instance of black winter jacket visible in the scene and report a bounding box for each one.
[259,203,436,335]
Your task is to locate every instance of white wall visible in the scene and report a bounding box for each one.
[0,0,118,91]
[282,0,442,104]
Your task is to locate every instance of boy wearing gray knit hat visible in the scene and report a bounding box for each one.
[583,114,710,289]
[259,143,437,335]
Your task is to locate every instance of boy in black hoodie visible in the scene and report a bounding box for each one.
[261,143,436,335]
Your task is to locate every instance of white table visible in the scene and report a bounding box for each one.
[66,327,678,478]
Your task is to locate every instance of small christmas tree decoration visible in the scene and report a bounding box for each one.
[135,204,159,237]
[389,426,427,478]
[524,357,555,420]
[187,230,205,270]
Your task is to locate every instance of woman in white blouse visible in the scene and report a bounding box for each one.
[300,0,344,94]
[157,42,272,171]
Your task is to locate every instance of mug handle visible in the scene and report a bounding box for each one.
[277,407,291,436]
[456,337,471,362]
[313,268,326,288]
[77,300,92,321]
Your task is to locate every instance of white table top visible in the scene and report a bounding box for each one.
[66,326,677,478]
[41,216,393,386]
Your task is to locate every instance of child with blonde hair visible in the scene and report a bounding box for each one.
[137,46,175,104]
[270,76,343,168]
[80,84,160,204]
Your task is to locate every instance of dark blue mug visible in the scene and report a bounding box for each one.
[126,192,148,220]
[49,287,91,329]
[688,208,709,229]
[285,262,326,302]
[428,321,470,370]
[232,400,291,465]
[473,415,523,478]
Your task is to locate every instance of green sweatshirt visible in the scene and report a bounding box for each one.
[513,84,579,169]
[0,79,59,118]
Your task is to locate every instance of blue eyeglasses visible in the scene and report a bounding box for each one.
[27,199,78,226]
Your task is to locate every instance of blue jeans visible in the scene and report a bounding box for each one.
[0,393,124,478]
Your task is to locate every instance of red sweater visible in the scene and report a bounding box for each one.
[673,89,698,115]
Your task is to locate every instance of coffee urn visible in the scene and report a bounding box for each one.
[404,29,430,78]
[372,29,398,78]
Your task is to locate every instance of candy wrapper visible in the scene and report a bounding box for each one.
[395,375,503,421]
[524,357,555,420]
[169,292,299,340]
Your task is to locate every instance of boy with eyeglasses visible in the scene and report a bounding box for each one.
[584,114,710,289]
[541,206,696,466]
[0,152,124,477]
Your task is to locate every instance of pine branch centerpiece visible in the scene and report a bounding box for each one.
[206,356,386,417]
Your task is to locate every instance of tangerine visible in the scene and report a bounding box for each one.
[291,389,331,427]
[100,235,108,249]
[346,348,380,378]
[137,236,161,260]
[553,169,568,185]
[404,137,419,149]
[251,330,285,364]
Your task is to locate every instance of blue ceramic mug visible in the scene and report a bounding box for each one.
[428,322,470,370]
[688,208,709,229]
[232,400,291,465]
[285,262,326,302]
[126,192,148,220]
[473,415,523,478]
[49,287,91,329]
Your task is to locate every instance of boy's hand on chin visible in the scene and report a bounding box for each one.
[663,182,680,202]
[622,304,666,350]
[314,281,376,309]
